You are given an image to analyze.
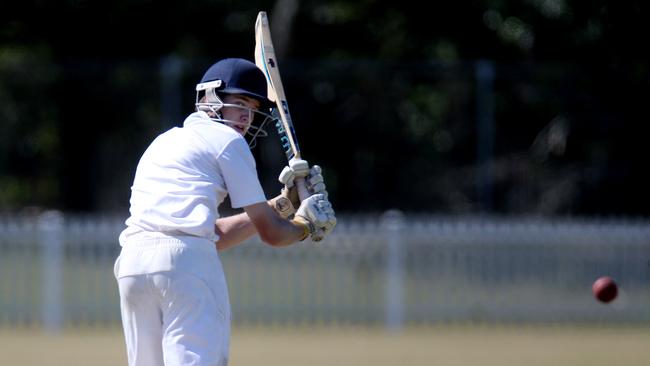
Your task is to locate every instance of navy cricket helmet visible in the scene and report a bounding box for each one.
[197,58,274,109]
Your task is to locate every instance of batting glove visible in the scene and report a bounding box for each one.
[268,191,296,220]
[279,159,328,197]
[278,158,310,189]
[294,193,337,242]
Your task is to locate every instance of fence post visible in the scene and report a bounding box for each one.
[383,209,405,331]
[38,210,64,333]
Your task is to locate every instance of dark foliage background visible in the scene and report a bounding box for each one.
[1,1,648,217]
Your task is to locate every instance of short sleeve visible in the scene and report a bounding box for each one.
[217,138,267,208]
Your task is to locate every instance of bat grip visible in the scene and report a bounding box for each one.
[296,177,310,201]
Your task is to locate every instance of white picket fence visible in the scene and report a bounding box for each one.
[1,210,649,332]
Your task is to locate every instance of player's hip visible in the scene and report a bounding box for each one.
[114,235,223,282]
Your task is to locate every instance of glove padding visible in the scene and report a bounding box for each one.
[294,193,337,242]
[278,160,329,208]
[278,158,310,189]
[268,193,295,220]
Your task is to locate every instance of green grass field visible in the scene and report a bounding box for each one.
[2,325,649,366]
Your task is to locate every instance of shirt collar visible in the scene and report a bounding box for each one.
[183,111,212,127]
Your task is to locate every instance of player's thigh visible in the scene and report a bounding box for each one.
[117,275,165,366]
[156,272,231,366]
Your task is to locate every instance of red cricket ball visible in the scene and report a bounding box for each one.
[592,276,618,303]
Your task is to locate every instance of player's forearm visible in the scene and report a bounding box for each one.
[215,198,297,250]
[215,213,257,251]
[256,217,307,247]
[242,201,308,247]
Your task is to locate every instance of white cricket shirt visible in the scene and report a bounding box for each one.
[121,111,266,242]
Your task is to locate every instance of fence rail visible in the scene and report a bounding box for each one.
[1,211,649,331]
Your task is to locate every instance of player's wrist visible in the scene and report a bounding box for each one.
[269,194,296,219]
[292,216,314,241]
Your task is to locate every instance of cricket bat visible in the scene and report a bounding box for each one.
[254,11,310,201]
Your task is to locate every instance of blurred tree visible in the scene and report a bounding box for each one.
[0,0,648,215]
[0,46,61,210]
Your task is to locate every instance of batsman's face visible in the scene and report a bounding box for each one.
[221,95,261,136]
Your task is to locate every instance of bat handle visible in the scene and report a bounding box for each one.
[296,177,310,201]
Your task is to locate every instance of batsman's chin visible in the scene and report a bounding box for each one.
[226,124,247,135]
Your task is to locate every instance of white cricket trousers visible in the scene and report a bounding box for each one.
[115,236,231,366]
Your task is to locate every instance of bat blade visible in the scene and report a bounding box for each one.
[254,11,302,162]
[255,11,310,201]
[254,14,278,104]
